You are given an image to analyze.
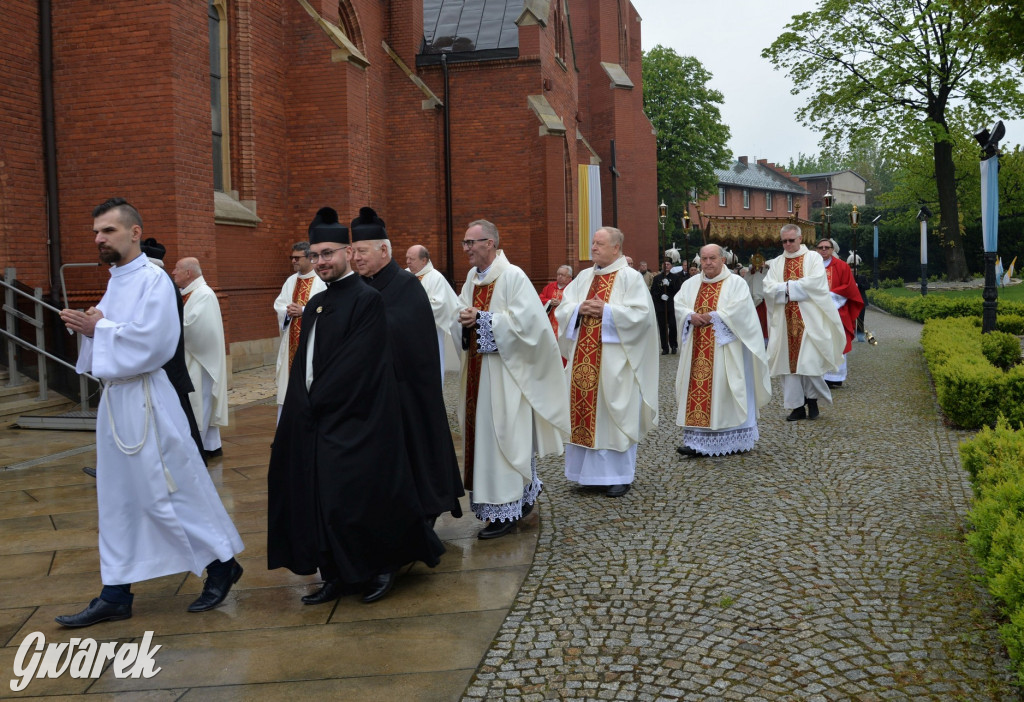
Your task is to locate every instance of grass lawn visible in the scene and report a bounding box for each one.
[879,282,1024,302]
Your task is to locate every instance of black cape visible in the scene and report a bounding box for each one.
[267,274,444,582]
[362,260,464,518]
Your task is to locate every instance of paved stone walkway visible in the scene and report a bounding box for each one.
[462,309,1019,700]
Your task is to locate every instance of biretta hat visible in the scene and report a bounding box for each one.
[308,207,349,245]
[350,207,387,242]
[141,238,167,268]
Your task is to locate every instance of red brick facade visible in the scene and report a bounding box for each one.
[2,0,656,350]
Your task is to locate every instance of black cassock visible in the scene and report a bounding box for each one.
[362,260,464,518]
[267,274,444,582]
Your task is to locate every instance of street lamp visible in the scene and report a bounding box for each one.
[917,205,932,296]
[849,204,860,278]
[871,214,881,289]
[820,189,834,239]
[659,201,667,232]
[977,120,1005,333]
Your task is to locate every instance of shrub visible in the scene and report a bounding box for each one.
[878,277,905,289]
[868,288,1024,323]
[921,318,1024,428]
[983,331,1023,371]
[961,422,1024,684]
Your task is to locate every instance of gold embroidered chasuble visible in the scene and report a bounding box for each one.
[288,276,316,370]
[462,282,495,490]
[783,256,805,374]
[683,280,724,427]
[569,271,618,446]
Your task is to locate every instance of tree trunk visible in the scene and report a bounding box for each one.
[933,138,970,280]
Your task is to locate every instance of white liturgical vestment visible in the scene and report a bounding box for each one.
[414,260,461,378]
[77,254,243,584]
[273,270,326,405]
[673,268,771,455]
[556,256,658,485]
[181,276,229,450]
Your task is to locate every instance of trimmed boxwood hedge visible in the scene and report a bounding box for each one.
[961,420,1024,683]
[866,288,1024,323]
[921,317,1024,429]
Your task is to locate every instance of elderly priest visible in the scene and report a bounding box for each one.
[673,244,772,457]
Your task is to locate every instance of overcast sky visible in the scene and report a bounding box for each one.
[631,0,1022,167]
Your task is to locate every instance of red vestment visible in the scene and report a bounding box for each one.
[824,258,864,354]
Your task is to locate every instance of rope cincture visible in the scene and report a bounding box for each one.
[103,373,178,493]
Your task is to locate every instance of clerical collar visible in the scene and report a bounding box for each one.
[326,270,356,285]
[475,264,492,281]
[298,270,318,279]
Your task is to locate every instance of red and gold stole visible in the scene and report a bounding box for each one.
[181,291,192,306]
[288,276,316,369]
[684,280,723,427]
[825,263,834,288]
[569,271,618,446]
[463,282,495,490]
[783,256,805,373]
[547,287,564,338]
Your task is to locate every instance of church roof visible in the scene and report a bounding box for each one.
[420,0,521,64]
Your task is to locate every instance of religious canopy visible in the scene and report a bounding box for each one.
[703,217,817,248]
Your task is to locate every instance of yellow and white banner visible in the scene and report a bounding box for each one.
[578,164,602,261]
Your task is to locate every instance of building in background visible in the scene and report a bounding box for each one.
[1,0,656,370]
[795,170,868,208]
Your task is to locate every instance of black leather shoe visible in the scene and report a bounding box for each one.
[825,380,842,388]
[521,501,534,518]
[670,348,678,355]
[204,448,223,459]
[302,580,345,605]
[661,349,669,355]
[807,399,820,420]
[361,572,395,604]
[82,466,97,478]
[55,598,131,628]
[786,406,807,421]
[606,484,631,498]
[188,560,243,612]
[478,519,517,539]
[676,445,699,457]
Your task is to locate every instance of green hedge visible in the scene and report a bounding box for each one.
[961,420,1024,683]
[921,318,1024,429]
[866,288,1024,323]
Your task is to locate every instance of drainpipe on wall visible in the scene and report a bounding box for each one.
[441,53,454,284]
[40,0,62,303]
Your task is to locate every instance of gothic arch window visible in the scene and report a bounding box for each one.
[338,0,363,52]
[209,0,231,192]
[553,0,566,62]
[617,0,628,70]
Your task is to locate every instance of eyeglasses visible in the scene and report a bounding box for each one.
[816,245,833,250]
[289,255,307,261]
[461,238,490,248]
[308,247,347,263]
[781,238,800,244]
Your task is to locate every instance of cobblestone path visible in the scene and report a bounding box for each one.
[462,309,1019,700]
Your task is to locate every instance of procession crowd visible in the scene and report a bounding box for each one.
[55,198,865,627]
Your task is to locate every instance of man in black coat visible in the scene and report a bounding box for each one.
[349,207,464,523]
[267,208,444,606]
[651,258,684,355]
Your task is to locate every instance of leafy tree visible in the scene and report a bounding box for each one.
[786,135,897,204]
[952,0,1024,65]
[763,0,1024,280]
[642,45,731,246]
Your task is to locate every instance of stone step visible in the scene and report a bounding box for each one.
[0,383,77,424]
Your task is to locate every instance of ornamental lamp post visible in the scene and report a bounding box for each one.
[871,214,881,289]
[917,205,932,296]
[976,120,1005,333]
[849,204,860,278]
[659,201,667,232]
[682,211,692,263]
[822,189,834,241]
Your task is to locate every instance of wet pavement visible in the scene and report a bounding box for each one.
[0,307,1018,699]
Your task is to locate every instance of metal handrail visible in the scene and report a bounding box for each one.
[2,267,99,412]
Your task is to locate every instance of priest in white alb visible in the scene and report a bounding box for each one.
[454,220,570,540]
[673,244,771,457]
[406,243,461,379]
[274,239,326,422]
[555,226,658,498]
[172,257,230,456]
[762,223,845,421]
[57,198,243,628]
